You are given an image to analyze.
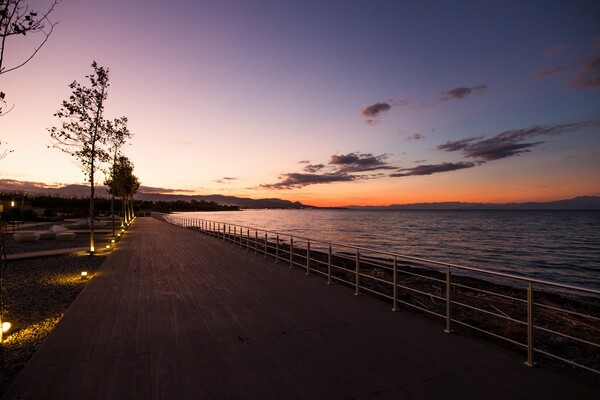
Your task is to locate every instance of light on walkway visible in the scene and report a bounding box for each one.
[81,271,88,279]
[2,321,11,333]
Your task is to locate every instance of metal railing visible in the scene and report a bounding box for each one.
[167,215,600,375]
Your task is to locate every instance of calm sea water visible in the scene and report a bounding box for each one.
[172,209,600,290]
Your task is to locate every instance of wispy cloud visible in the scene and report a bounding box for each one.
[405,133,426,141]
[0,179,62,192]
[532,66,564,78]
[437,117,600,161]
[215,177,238,184]
[440,85,488,100]
[391,162,477,177]
[261,173,355,189]
[302,163,325,173]
[139,185,195,194]
[570,52,600,89]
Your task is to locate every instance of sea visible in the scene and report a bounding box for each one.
[172,209,600,291]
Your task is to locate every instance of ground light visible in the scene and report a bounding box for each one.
[1,320,11,343]
[81,271,88,279]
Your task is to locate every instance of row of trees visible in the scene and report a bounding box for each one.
[49,62,140,252]
[1,1,141,253]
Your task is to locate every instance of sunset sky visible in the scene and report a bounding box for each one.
[1,0,599,206]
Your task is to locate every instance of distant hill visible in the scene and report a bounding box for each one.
[135,192,308,209]
[347,196,600,210]
[0,180,309,209]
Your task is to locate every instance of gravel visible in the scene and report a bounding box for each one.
[0,229,112,396]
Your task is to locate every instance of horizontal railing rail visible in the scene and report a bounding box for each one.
[166,215,600,376]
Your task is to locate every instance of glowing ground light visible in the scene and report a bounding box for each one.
[81,271,88,278]
[106,244,110,249]
[2,321,11,333]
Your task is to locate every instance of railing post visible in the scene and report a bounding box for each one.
[306,240,310,275]
[392,256,398,312]
[327,243,332,285]
[444,267,453,333]
[276,235,279,263]
[255,230,258,254]
[264,232,268,258]
[246,229,250,251]
[355,249,360,296]
[525,282,536,367]
[290,237,294,269]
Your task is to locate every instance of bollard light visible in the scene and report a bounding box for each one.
[2,321,11,333]
[81,271,88,279]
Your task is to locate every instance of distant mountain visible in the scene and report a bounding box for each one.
[0,180,309,209]
[134,191,308,209]
[347,196,600,210]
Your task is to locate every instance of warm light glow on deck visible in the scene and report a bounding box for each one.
[81,271,88,278]
[2,321,11,333]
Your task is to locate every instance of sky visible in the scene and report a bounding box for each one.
[1,0,599,206]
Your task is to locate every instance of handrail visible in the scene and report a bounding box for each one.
[167,215,600,375]
[173,215,599,295]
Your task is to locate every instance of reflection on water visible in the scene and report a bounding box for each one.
[175,209,600,290]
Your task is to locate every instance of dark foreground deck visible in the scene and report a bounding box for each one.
[4,217,598,399]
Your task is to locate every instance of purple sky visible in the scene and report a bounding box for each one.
[1,0,599,205]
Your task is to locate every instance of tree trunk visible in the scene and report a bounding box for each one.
[110,150,116,236]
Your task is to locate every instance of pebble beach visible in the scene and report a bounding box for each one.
[0,228,112,395]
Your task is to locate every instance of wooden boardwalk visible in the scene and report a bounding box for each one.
[4,217,597,399]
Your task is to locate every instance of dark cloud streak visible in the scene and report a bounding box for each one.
[391,162,477,177]
[440,85,488,100]
[438,117,600,161]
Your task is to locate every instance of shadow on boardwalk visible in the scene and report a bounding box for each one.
[3,218,598,399]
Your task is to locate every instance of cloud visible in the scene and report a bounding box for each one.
[302,163,325,173]
[138,185,195,194]
[405,133,426,141]
[391,162,477,177]
[532,66,564,78]
[261,152,395,189]
[392,99,410,106]
[361,102,391,124]
[440,85,488,100]
[437,117,600,161]
[361,102,391,117]
[329,152,396,173]
[261,173,355,189]
[215,177,238,184]
[570,52,600,89]
[0,179,62,192]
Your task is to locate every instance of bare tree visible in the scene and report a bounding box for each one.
[49,61,110,254]
[104,116,132,236]
[0,0,59,116]
[105,155,140,228]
